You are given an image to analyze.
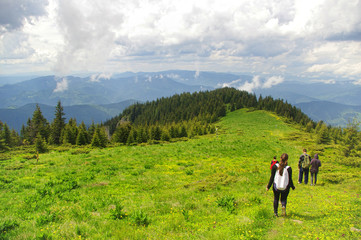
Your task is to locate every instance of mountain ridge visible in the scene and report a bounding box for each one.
[0,100,137,132]
[2,70,361,129]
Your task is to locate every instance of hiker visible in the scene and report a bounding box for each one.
[266,153,295,217]
[298,149,311,184]
[270,156,278,170]
[310,154,321,186]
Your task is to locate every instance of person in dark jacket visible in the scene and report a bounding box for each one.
[310,154,321,186]
[267,153,295,217]
[270,156,278,170]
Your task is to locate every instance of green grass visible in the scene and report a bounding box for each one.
[1,109,360,239]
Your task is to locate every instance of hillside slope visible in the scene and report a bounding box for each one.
[1,109,360,239]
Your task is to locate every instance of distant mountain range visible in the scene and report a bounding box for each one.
[0,100,137,132]
[1,70,361,130]
[253,80,361,127]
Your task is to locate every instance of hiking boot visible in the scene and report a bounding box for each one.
[274,213,278,217]
[281,206,286,216]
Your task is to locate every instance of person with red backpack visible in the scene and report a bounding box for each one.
[270,156,278,170]
[267,153,296,217]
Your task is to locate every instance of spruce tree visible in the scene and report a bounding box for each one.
[62,118,78,145]
[35,132,48,153]
[112,122,132,144]
[29,104,50,144]
[0,122,6,151]
[76,127,88,146]
[342,119,360,157]
[306,121,314,133]
[179,125,188,138]
[91,125,107,148]
[50,101,66,145]
[150,125,162,140]
[3,123,12,147]
[316,124,330,144]
[160,130,170,141]
[127,129,136,145]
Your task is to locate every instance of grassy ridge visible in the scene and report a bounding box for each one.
[1,109,360,239]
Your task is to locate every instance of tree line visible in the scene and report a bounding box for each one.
[0,87,360,157]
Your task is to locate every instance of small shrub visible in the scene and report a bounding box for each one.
[22,154,37,160]
[343,157,361,168]
[37,187,52,197]
[144,163,154,169]
[216,195,237,214]
[55,146,70,152]
[4,164,23,170]
[181,209,191,221]
[177,161,195,167]
[0,176,13,184]
[130,169,145,176]
[132,210,151,227]
[35,232,52,240]
[0,154,11,161]
[35,134,48,153]
[36,211,58,226]
[0,220,19,233]
[249,196,262,205]
[185,169,194,175]
[323,173,345,184]
[71,149,90,155]
[109,203,127,220]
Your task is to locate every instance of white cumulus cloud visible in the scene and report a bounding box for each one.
[53,77,68,92]
[90,73,112,82]
[263,76,284,88]
[0,0,360,81]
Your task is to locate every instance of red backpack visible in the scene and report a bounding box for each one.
[270,160,278,169]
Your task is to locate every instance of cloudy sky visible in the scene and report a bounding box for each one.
[0,0,360,82]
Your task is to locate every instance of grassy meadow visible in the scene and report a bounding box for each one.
[1,109,361,239]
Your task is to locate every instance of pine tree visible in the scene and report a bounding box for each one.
[315,121,324,134]
[3,123,12,147]
[150,125,162,141]
[76,127,88,146]
[342,119,360,157]
[91,125,107,148]
[127,129,136,145]
[0,121,7,151]
[112,122,132,144]
[316,124,330,144]
[88,121,96,141]
[62,118,78,145]
[179,125,188,138]
[35,132,48,153]
[169,124,179,138]
[160,130,170,141]
[10,129,21,146]
[305,121,314,133]
[28,104,50,144]
[136,127,148,143]
[50,101,66,145]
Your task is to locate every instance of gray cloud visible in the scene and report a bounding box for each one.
[327,31,361,42]
[0,0,49,33]
[1,0,361,80]
[54,0,120,74]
